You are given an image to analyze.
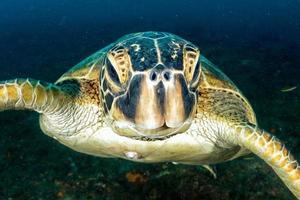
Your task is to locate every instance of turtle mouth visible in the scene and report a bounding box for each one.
[111,119,192,140]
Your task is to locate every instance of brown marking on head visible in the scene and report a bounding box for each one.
[183,44,200,85]
[78,79,101,105]
[107,47,133,84]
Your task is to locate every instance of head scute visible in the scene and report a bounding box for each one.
[106,45,133,85]
[183,44,201,89]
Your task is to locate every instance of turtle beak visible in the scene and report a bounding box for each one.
[111,69,197,138]
[135,69,196,131]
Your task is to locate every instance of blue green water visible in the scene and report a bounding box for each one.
[0,0,299,199]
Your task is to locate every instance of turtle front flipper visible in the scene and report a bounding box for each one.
[237,124,300,199]
[0,78,71,113]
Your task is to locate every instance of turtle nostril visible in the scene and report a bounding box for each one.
[149,71,158,81]
[162,71,172,81]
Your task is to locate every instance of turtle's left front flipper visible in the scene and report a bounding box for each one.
[237,124,300,199]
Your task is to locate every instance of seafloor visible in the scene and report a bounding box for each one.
[0,37,299,200]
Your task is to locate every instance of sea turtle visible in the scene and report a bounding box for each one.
[0,32,299,198]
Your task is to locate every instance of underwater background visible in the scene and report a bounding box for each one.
[0,0,299,199]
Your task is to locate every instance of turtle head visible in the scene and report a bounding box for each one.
[101,32,201,139]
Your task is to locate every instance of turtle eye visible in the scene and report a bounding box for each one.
[183,44,201,89]
[105,46,133,93]
[106,58,122,86]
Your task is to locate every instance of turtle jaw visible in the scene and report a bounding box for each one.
[108,72,198,139]
[111,118,193,140]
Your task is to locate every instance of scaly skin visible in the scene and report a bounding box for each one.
[237,124,300,198]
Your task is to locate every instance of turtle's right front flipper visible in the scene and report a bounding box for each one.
[237,124,300,199]
[0,78,71,114]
